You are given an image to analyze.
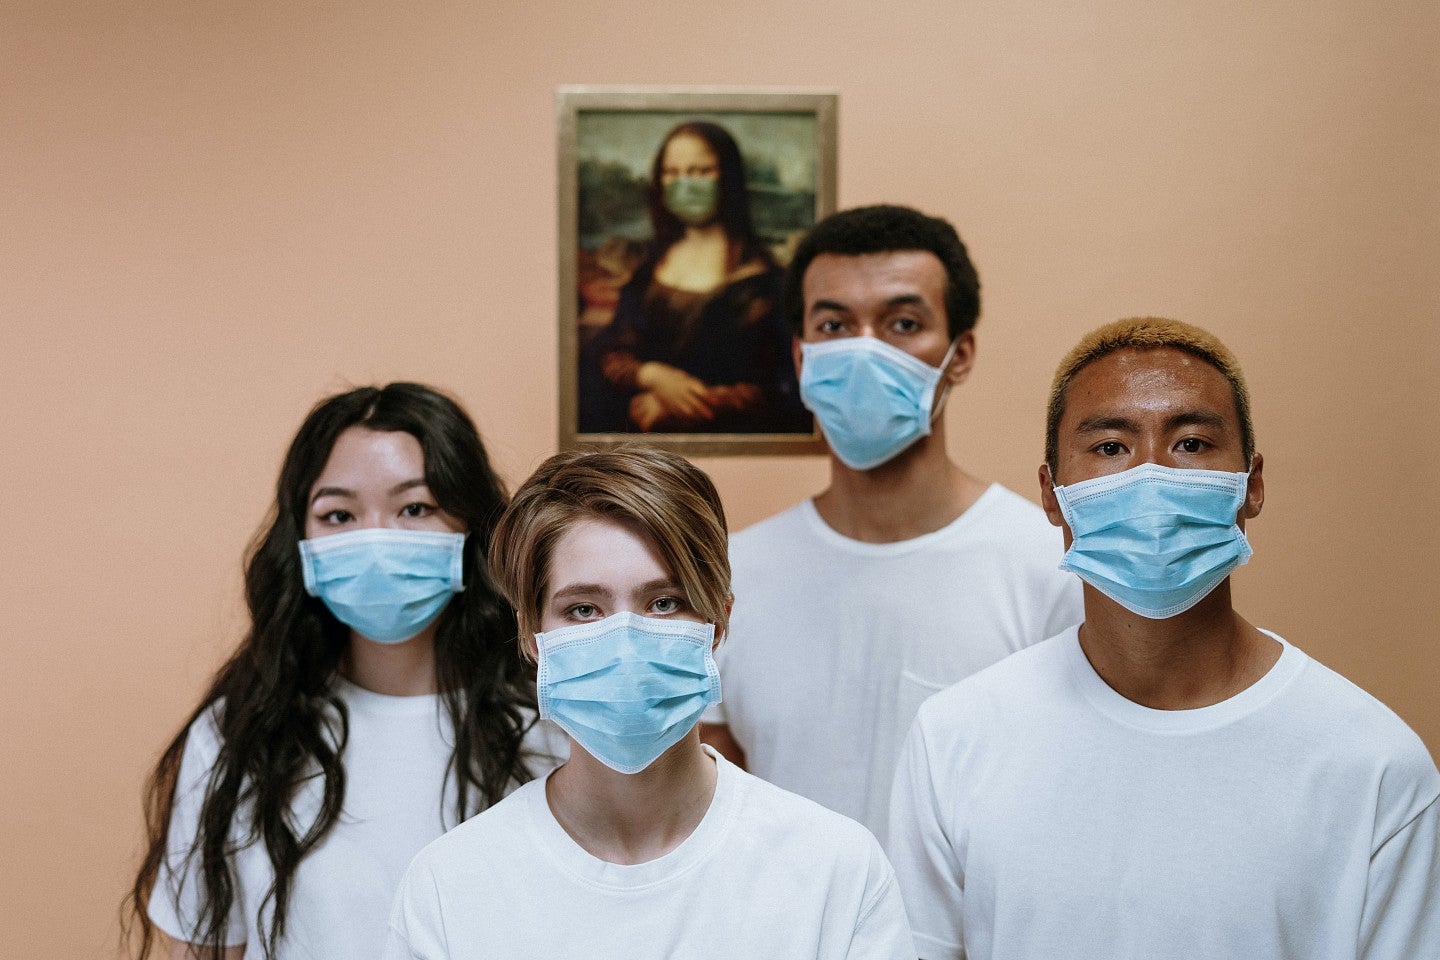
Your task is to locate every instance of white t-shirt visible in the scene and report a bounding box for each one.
[383,748,917,960]
[889,626,1440,960]
[708,486,1082,841]
[149,678,564,958]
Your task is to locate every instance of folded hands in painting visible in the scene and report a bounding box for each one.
[629,362,761,430]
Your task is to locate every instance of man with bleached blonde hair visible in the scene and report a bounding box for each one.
[889,317,1440,960]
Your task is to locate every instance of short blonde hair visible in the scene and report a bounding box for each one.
[1045,317,1254,473]
[488,447,732,651]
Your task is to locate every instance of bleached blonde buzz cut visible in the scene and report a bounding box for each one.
[1044,316,1255,474]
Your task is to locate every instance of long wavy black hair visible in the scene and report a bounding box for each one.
[647,120,774,272]
[124,383,538,959]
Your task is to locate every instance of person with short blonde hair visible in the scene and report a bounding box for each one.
[889,317,1440,960]
[384,447,916,960]
[489,447,732,644]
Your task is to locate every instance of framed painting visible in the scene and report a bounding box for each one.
[557,86,837,455]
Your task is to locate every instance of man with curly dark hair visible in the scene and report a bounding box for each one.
[701,204,1082,843]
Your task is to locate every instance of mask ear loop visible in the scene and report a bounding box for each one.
[927,337,963,425]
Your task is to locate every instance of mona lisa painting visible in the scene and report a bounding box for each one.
[558,87,837,455]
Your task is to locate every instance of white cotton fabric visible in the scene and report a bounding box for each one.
[148,678,565,958]
[888,626,1440,960]
[705,486,1082,842]
[382,748,916,960]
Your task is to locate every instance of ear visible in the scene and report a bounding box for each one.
[713,596,734,652]
[1038,463,1065,528]
[1240,452,1264,521]
[943,331,977,386]
[519,619,539,663]
[791,336,804,380]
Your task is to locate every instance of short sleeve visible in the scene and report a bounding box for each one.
[1359,793,1440,959]
[887,712,965,960]
[146,706,247,946]
[845,843,919,960]
[384,855,447,960]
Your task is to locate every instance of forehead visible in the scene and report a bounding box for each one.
[312,427,424,488]
[661,133,717,166]
[546,515,671,591]
[1059,347,1239,431]
[802,250,946,310]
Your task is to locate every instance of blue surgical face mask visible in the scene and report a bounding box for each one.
[298,528,465,644]
[536,611,722,775]
[663,176,719,226]
[1052,462,1253,619]
[799,337,957,470]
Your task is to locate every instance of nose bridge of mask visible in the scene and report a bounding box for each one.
[803,335,943,388]
[1056,463,1247,531]
[299,528,466,596]
[538,614,714,686]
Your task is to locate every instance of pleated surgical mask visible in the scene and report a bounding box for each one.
[536,611,721,775]
[663,176,719,226]
[1052,462,1252,619]
[298,528,465,644]
[799,336,957,470]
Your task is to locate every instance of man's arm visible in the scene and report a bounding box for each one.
[888,716,965,960]
[1359,793,1440,959]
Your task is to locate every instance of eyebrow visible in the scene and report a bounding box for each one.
[1074,411,1230,434]
[309,477,430,506]
[548,578,683,603]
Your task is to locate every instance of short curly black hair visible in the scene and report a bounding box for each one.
[782,204,981,339]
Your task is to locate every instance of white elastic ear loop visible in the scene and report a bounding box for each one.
[927,337,963,425]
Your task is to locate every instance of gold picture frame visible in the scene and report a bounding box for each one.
[557,86,837,455]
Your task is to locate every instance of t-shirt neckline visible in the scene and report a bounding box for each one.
[1063,625,1306,735]
[527,746,739,890]
[799,483,1002,556]
[332,674,442,716]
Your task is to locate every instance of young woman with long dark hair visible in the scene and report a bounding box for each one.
[126,383,558,960]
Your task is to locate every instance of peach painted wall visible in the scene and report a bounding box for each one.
[3,0,1436,954]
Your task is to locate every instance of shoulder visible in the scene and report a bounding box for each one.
[730,502,812,555]
[916,631,1075,729]
[177,698,228,769]
[1285,648,1439,780]
[729,762,887,862]
[962,484,1062,544]
[405,778,542,880]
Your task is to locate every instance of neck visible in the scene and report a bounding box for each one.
[1076,582,1280,710]
[341,627,438,696]
[681,220,726,241]
[814,425,987,543]
[546,732,718,865]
